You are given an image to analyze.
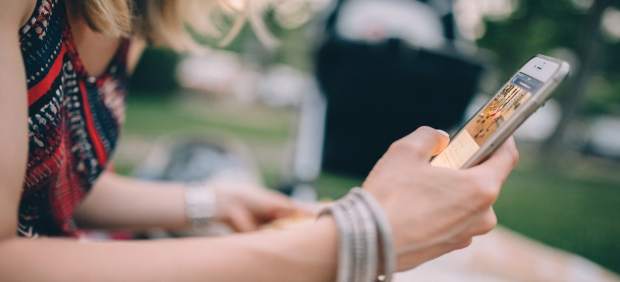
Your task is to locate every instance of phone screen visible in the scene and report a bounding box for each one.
[431,72,544,169]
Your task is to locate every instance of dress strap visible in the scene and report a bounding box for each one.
[20,0,55,37]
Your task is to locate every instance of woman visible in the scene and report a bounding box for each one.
[0,0,518,281]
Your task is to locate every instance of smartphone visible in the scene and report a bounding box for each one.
[431,54,570,169]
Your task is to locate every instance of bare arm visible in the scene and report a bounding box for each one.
[0,0,31,240]
[74,172,190,231]
[75,172,301,232]
[0,2,337,281]
[0,219,337,282]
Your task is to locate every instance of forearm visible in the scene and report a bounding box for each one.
[0,218,337,282]
[74,172,189,231]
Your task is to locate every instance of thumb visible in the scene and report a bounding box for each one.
[395,126,450,161]
[259,192,299,219]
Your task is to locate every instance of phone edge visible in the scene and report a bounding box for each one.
[459,54,570,169]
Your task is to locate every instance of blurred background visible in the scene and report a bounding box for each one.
[115,0,619,275]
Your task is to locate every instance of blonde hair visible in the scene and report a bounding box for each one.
[70,0,277,51]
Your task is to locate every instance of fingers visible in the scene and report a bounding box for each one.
[464,208,498,237]
[245,186,304,221]
[257,189,302,219]
[398,207,496,271]
[295,201,330,215]
[434,130,450,155]
[390,126,450,161]
[469,137,519,179]
[465,138,519,202]
[228,207,259,232]
[211,180,303,230]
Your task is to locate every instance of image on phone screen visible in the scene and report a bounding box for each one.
[431,72,544,169]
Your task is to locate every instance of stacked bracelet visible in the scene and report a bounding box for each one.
[320,188,396,282]
[351,189,396,282]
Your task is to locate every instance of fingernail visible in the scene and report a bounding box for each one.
[436,130,449,137]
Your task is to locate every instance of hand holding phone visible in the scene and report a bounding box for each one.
[431,54,570,169]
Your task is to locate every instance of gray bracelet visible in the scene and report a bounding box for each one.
[351,195,379,282]
[320,203,353,282]
[320,188,394,282]
[340,195,364,282]
[351,188,396,282]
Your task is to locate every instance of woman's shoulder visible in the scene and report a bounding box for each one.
[0,0,37,30]
[18,0,66,89]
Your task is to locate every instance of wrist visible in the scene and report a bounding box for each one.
[183,182,217,229]
[320,188,396,282]
[288,216,339,282]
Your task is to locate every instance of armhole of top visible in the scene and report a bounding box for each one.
[19,0,42,34]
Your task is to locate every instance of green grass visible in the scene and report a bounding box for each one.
[123,95,293,141]
[494,159,620,274]
[119,94,296,180]
[118,95,620,274]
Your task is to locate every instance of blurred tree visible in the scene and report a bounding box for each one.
[477,0,620,149]
[544,0,613,150]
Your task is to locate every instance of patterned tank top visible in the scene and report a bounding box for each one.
[18,0,129,237]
